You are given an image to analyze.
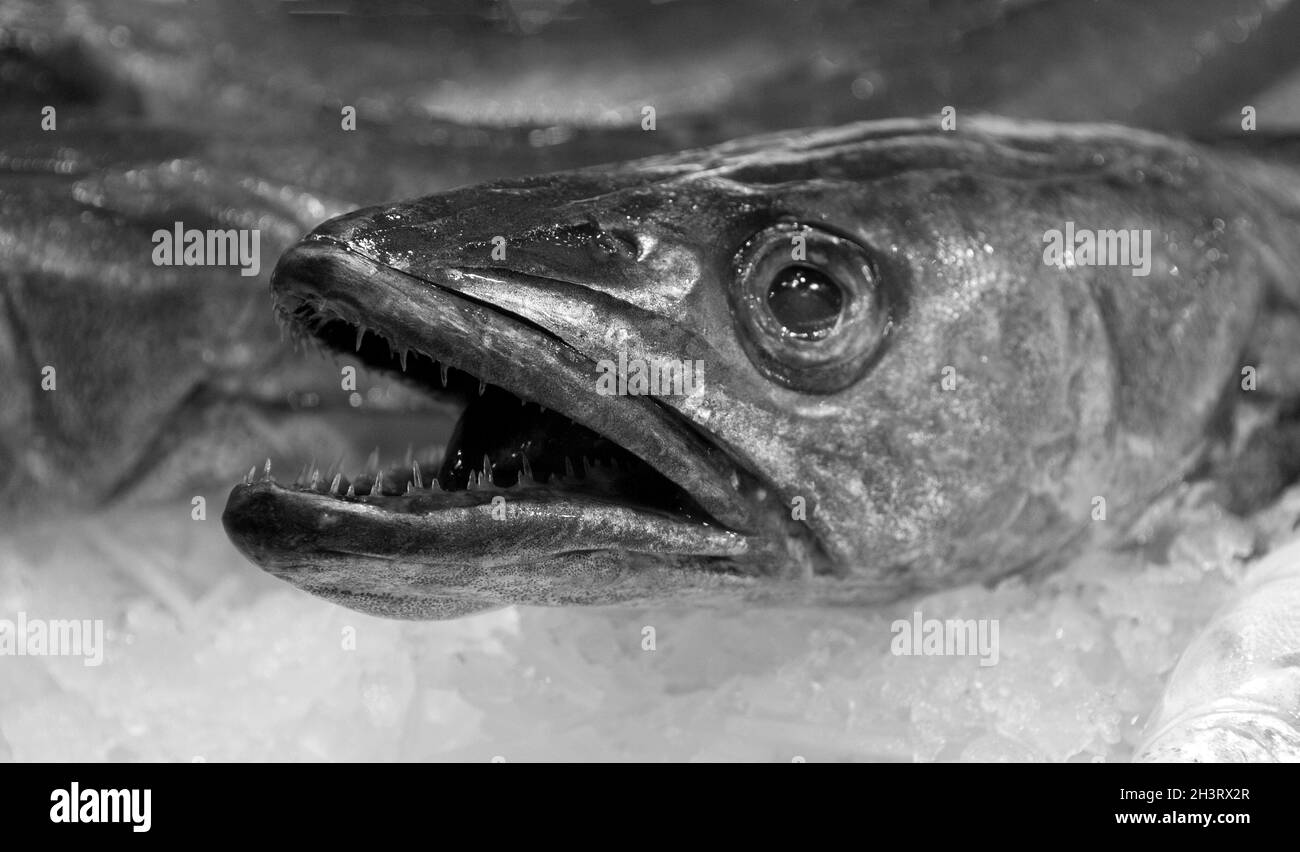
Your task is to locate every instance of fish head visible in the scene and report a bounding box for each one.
[224,117,1279,618]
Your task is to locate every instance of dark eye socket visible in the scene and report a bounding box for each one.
[766,266,844,340]
[729,222,891,394]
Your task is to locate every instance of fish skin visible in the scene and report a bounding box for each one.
[1136,534,1300,762]
[237,116,1300,615]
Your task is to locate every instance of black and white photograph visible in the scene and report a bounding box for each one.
[1,0,1297,811]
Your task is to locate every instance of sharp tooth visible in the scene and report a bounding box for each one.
[369,473,383,497]
[406,481,414,494]
[440,363,449,386]
[467,471,479,491]
[354,326,366,351]
[346,482,356,498]
[564,457,576,479]
[331,473,342,494]
[520,454,535,483]
[481,454,494,484]
[478,379,487,396]
[262,458,273,481]
[244,466,256,485]
[399,349,408,371]
[412,461,423,489]
[309,468,321,490]
[430,476,442,492]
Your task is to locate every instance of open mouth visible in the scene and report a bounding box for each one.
[222,233,765,584]
[273,312,722,521]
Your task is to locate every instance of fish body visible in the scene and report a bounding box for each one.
[224,117,1300,619]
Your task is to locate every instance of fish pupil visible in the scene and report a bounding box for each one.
[766,266,843,339]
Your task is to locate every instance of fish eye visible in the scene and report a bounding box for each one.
[730,222,891,393]
[765,265,843,339]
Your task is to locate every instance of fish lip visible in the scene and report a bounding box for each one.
[223,479,749,563]
[255,234,760,545]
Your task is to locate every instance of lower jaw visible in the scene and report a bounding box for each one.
[244,548,759,621]
[221,476,754,619]
[223,475,749,564]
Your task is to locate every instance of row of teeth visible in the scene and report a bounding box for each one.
[286,305,550,408]
[370,335,552,409]
[242,452,634,498]
[278,304,754,508]
[274,306,653,499]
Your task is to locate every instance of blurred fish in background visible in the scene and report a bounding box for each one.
[3,0,1300,762]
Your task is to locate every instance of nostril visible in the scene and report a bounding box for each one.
[587,227,639,262]
[607,227,643,259]
[570,218,640,262]
[591,229,623,259]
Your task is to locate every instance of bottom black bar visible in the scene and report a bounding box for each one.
[0,763,1279,840]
